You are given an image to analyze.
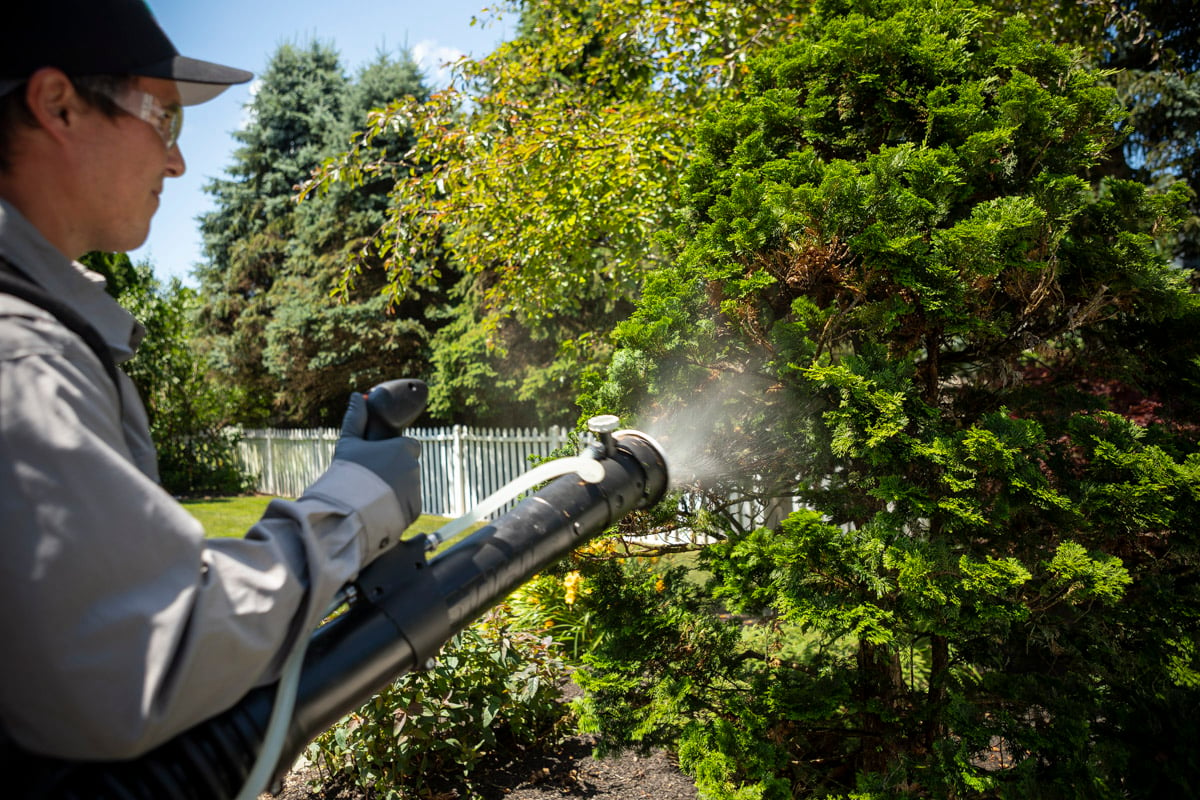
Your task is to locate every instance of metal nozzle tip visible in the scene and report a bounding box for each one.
[588,414,621,434]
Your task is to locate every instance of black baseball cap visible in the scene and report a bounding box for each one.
[2,0,253,106]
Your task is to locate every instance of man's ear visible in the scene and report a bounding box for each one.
[23,68,85,144]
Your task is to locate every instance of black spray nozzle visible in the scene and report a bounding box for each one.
[364,379,428,440]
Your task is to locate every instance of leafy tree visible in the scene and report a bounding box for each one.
[304,0,814,425]
[81,252,253,497]
[122,271,253,496]
[573,1,1200,797]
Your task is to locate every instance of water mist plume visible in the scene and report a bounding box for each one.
[635,373,779,492]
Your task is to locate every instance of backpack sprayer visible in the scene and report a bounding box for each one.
[17,380,670,800]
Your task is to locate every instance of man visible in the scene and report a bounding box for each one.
[0,0,422,764]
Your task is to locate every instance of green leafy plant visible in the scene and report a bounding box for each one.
[104,259,255,497]
[505,570,598,660]
[306,608,570,799]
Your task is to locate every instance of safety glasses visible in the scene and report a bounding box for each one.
[105,88,183,150]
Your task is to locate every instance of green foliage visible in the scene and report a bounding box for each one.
[304,0,815,425]
[573,556,743,750]
[504,570,597,660]
[307,609,569,799]
[79,250,141,298]
[307,0,810,319]
[197,43,443,426]
[424,293,601,427]
[989,0,1200,267]
[577,0,1200,796]
[572,552,856,799]
[83,254,254,497]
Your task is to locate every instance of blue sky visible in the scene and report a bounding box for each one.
[129,0,515,284]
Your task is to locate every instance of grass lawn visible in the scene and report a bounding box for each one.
[182,495,459,541]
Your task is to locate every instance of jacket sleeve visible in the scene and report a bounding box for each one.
[0,317,408,760]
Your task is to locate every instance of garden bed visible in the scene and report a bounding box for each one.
[265,736,696,800]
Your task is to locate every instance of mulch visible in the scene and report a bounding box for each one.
[264,735,697,800]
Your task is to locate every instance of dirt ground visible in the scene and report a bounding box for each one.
[264,676,696,800]
[265,736,698,800]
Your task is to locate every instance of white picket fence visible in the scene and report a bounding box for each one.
[238,426,801,533]
[237,425,571,518]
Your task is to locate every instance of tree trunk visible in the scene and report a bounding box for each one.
[926,634,950,751]
[856,640,906,773]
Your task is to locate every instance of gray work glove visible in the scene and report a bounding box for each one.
[333,391,422,527]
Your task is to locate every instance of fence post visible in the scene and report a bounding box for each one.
[452,424,466,518]
[264,430,274,497]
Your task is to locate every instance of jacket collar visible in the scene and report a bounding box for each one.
[0,197,144,363]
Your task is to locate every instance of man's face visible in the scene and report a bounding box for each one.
[75,76,185,254]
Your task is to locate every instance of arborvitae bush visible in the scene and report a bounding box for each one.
[574,0,1200,797]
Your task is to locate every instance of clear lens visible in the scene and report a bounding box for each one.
[136,91,183,149]
[108,88,183,150]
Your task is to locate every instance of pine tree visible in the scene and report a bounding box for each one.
[196,41,350,423]
[197,44,443,425]
[261,51,446,426]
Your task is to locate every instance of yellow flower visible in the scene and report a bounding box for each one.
[544,619,555,629]
[563,570,582,605]
[655,576,666,593]
[581,538,618,556]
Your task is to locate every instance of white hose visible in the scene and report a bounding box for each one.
[231,620,311,800]
[425,455,606,549]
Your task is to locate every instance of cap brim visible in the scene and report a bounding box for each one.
[176,78,243,106]
[142,55,253,106]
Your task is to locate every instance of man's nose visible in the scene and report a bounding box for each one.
[166,143,186,178]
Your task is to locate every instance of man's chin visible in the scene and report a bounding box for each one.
[99,229,152,256]
[125,217,155,253]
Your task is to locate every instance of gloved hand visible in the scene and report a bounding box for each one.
[333,391,422,525]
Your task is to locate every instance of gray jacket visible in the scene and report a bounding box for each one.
[0,198,406,760]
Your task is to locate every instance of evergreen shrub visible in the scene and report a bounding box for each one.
[575,0,1200,796]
